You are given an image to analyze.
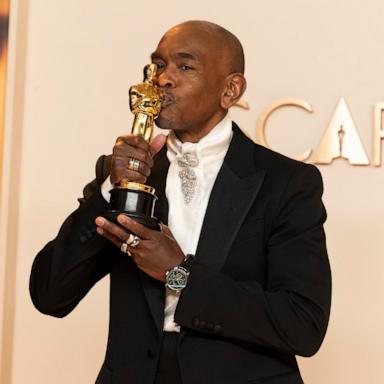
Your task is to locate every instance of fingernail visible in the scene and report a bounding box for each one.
[96,227,104,235]
[117,214,127,224]
[95,217,105,226]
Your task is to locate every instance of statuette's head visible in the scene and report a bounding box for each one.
[129,64,162,117]
[144,63,157,84]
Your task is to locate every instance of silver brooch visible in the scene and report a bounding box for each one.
[177,153,199,204]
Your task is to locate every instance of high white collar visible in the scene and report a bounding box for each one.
[166,114,233,162]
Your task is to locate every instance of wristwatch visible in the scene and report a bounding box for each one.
[165,254,195,292]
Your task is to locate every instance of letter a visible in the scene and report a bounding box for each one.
[312,98,369,165]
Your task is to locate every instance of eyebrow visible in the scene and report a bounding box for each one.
[150,51,199,61]
[175,52,198,61]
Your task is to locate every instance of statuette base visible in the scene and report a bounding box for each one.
[103,185,161,231]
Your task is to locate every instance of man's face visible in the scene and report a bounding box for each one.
[151,25,227,141]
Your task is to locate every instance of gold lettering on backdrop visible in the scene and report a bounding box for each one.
[373,102,384,166]
[234,99,250,109]
[312,98,370,165]
[256,98,313,162]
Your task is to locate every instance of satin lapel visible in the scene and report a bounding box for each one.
[139,146,169,334]
[195,124,266,271]
[148,146,169,225]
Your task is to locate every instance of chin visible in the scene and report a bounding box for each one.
[155,114,177,131]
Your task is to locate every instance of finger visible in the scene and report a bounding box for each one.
[150,134,167,157]
[95,217,130,242]
[113,157,151,178]
[111,153,152,185]
[111,170,147,185]
[118,174,147,185]
[117,214,155,240]
[96,225,123,249]
[113,145,154,169]
[124,170,148,183]
[116,134,150,152]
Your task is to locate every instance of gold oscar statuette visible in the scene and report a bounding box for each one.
[104,64,163,230]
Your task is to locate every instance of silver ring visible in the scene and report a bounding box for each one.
[120,240,132,256]
[128,158,140,172]
[125,233,135,245]
[120,241,128,253]
[130,235,140,248]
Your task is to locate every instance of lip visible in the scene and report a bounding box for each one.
[161,92,175,108]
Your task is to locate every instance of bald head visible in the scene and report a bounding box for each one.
[152,20,247,141]
[162,20,245,75]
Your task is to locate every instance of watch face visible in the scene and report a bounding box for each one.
[167,267,188,291]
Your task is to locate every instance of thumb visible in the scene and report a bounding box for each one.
[150,134,167,157]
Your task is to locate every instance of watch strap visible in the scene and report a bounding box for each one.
[179,253,195,271]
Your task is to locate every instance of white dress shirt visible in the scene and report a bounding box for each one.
[101,114,233,332]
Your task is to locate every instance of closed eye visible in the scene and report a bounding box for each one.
[154,63,165,70]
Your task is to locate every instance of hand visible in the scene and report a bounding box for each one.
[111,134,166,185]
[95,215,185,282]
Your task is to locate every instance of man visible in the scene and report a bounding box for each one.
[30,21,331,384]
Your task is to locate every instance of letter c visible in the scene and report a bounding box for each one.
[256,98,313,162]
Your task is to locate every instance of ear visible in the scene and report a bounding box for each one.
[220,73,247,109]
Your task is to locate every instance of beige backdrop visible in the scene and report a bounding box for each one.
[1,0,383,383]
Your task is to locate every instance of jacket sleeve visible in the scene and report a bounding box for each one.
[174,164,331,357]
[29,155,114,318]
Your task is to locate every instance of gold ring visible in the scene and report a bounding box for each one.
[128,158,140,172]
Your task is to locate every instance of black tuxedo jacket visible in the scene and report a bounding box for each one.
[30,123,331,384]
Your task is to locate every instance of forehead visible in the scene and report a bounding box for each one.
[153,26,219,62]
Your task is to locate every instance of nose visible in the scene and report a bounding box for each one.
[157,67,175,88]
